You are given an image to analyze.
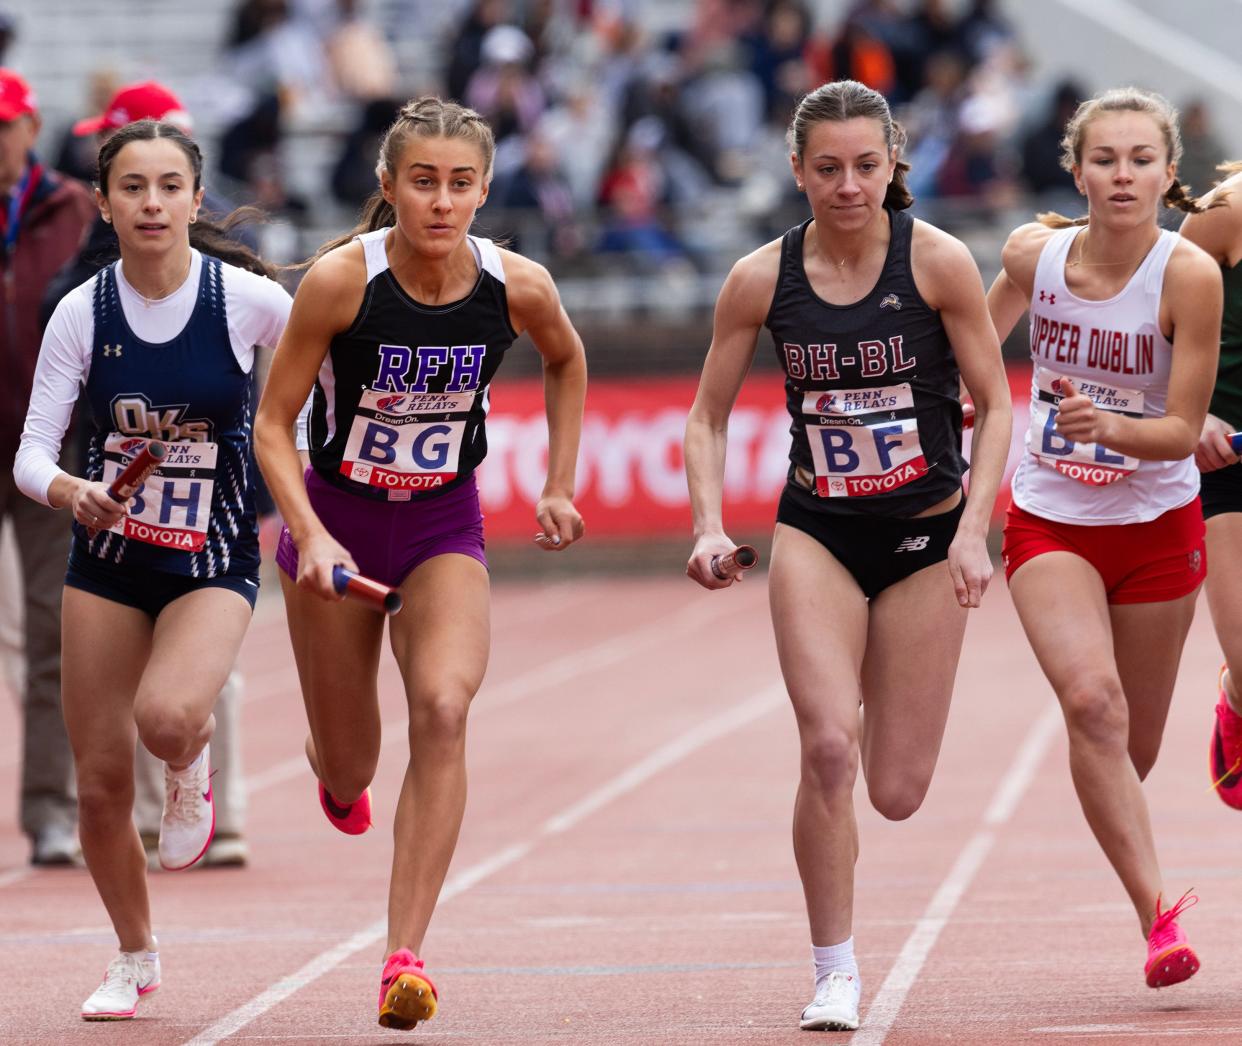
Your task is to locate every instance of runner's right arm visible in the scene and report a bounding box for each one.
[254,248,365,599]
[684,244,778,589]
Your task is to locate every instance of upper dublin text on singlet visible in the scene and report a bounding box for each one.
[1012,225,1198,526]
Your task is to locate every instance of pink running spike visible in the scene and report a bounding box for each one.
[318,783,373,835]
[378,949,438,1030]
[1209,666,1242,808]
[1144,890,1200,988]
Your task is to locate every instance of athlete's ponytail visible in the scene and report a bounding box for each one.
[1037,87,1225,228]
[302,97,496,268]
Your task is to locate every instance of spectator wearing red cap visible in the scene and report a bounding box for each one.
[44,79,258,869]
[72,80,194,138]
[0,68,96,866]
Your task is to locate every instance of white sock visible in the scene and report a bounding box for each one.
[812,937,858,985]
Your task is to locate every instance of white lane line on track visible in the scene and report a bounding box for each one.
[181,683,784,1046]
[852,702,1061,1046]
[244,593,741,794]
[0,867,32,889]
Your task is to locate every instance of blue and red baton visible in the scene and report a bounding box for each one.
[108,439,166,503]
[332,565,403,614]
[711,544,759,581]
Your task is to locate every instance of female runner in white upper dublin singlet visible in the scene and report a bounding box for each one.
[988,86,1224,991]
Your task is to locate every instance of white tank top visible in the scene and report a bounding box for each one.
[1011,225,1198,525]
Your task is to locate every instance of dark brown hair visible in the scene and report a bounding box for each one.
[786,79,913,211]
[305,96,496,266]
[97,119,275,278]
[1037,87,1220,228]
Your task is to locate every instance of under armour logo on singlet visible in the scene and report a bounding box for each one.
[1039,290,1057,305]
[103,344,123,357]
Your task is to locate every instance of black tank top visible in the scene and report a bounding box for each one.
[308,229,518,501]
[766,208,965,517]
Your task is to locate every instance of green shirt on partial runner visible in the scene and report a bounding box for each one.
[1209,260,1242,430]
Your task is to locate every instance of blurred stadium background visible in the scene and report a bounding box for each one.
[6,0,1241,559]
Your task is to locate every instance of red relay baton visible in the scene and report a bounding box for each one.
[332,565,403,615]
[711,544,759,580]
[961,402,975,430]
[108,439,166,503]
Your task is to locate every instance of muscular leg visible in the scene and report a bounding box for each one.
[1112,595,1198,781]
[280,571,385,803]
[133,671,244,842]
[769,524,868,947]
[1009,552,1171,934]
[132,588,252,770]
[61,588,153,951]
[859,561,969,820]
[385,553,490,956]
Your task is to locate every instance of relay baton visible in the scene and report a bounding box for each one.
[711,544,759,580]
[332,565,403,614]
[961,402,975,430]
[1229,432,1242,454]
[107,439,166,503]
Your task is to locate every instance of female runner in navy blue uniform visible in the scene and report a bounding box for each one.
[684,81,1012,1032]
[254,97,586,1030]
[14,120,291,1019]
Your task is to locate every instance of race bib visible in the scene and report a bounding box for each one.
[1028,367,1142,486]
[101,435,217,551]
[341,389,476,498]
[803,384,928,497]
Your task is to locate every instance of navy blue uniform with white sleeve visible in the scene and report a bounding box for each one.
[78,255,259,580]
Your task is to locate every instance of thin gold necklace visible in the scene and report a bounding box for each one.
[133,254,192,308]
[1068,229,1160,269]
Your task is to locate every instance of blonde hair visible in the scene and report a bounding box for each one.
[1038,87,1218,228]
[306,97,495,263]
[786,80,913,211]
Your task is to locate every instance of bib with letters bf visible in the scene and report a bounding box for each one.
[1011,226,1198,526]
[766,209,965,516]
[308,229,517,502]
[78,257,259,579]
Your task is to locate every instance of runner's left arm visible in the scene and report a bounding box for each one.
[919,226,1013,608]
[507,255,587,551]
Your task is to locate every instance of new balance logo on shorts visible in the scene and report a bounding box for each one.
[894,535,930,553]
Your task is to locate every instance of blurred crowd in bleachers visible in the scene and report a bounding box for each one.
[19,0,1236,293]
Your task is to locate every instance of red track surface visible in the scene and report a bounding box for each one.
[2,573,1242,1044]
